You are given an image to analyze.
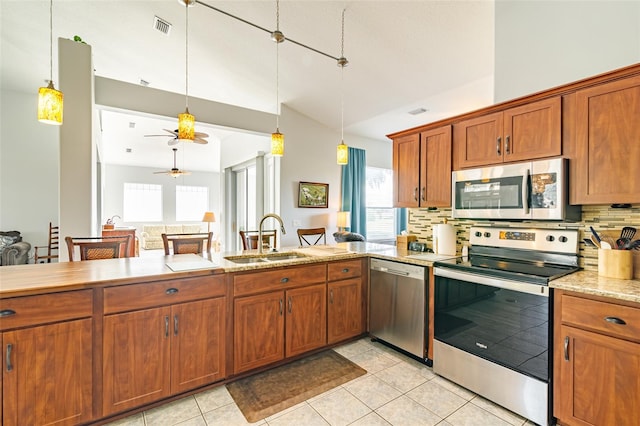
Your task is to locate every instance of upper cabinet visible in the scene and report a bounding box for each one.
[568,75,640,204]
[393,125,452,208]
[453,97,562,169]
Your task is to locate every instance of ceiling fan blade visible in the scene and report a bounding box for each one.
[153,170,171,174]
[167,139,179,146]
[194,131,209,138]
[163,128,178,135]
[193,137,208,144]
[145,134,173,137]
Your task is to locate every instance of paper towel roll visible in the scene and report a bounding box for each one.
[437,224,456,256]
[432,225,439,254]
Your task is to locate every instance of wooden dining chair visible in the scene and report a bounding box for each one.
[34,222,59,263]
[297,227,327,246]
[239,230,277,250]
[161,232,213,255]
[65,235,132,261]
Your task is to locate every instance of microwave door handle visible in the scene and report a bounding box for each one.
[523,170,530,215]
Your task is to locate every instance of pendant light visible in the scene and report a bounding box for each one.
[336,9,349,165]
[270,0,285,157]
[37,0,63,125]
[178,0,195,141]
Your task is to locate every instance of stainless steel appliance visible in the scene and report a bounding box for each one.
[369,258,428,360]
[433,226,579,426]
[452,157,581,221]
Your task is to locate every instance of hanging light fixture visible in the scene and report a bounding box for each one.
[37,0,63,125]
[336,9,349,165]
[270,0,285,157]
[178,0,195,141]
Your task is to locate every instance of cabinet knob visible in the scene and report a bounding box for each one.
[342,268,349,273]
[0,309,16,317]
[604,316,626,325]
[281,277,289,283]
[165,288,179,295]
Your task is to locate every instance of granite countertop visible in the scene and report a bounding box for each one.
[551,270,640,304]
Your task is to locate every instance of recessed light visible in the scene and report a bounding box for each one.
[126,148,132,153]
[408,107,428,115]
[139,79,150,87]
[128,122,136,128]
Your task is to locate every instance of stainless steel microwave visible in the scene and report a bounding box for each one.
[451,158,581,221]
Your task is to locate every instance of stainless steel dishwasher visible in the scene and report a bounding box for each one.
[369,258,427,360]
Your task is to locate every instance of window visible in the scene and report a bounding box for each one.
[123,183,162,222]
[366,167,395,242]
[176,185,209,221]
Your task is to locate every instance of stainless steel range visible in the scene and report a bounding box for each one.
[433,226,579,426]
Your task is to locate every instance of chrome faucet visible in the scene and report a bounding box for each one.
[258,213,286,254]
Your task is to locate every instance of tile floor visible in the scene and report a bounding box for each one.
[104,338,539,426]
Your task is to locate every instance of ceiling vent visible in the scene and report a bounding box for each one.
[153,16,172,35]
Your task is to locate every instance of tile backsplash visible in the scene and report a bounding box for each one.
[407,205,640,272]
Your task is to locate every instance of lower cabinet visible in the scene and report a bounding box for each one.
[554,291,640,426]
[102,276,226,416]
[232,263,327,374]
[327,259,365,344]
[1,290,94,426]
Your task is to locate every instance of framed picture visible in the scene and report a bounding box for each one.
[298,182,329,208]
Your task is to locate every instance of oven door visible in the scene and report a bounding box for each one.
[452,162,530,219]
[433,267,550,381]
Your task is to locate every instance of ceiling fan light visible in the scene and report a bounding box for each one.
[337,141,348,165]
[271,130,284,157]
[178,109,195,141]
[38,81,63,125]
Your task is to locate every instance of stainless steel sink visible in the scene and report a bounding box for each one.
[224,252,309,264]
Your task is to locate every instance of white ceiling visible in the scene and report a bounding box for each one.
[1,0,495,172]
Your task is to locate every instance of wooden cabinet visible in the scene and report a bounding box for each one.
[102,275,226,416]
[554,291,640,425]
[327,259,365,344]
[1,290,93,426]
[568,74,640,204]
[453,97,561,169]
[392,126,452,208]
[232,263,327,374]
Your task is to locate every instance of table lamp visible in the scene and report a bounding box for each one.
[202,212,216,233]
[336,211,351,232]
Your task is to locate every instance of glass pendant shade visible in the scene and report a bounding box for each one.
[337,141,348,165]
[271,130,284,156]
[178,109,195,141]
[38,81,64,125]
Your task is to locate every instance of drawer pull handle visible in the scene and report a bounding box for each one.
[6,344,13,372]
[0,309,16,317]
[605,316,626,325]
[165,316,170,338]
[166,288,179,295]
[281,277,289,283]
[563,336,569,361]
[342,268,349,273]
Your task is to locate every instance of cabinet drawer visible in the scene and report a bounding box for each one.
[234,264,326,297]
[328,259,362,281]
[104,275,226,314]
[561,294,640,343]
[0,289,93,331]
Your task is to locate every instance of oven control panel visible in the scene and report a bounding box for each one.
[470,226,579,254]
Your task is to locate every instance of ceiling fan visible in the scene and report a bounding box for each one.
[144,128,209,145]
[153,148,191,178]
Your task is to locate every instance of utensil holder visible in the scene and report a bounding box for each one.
[598,249,633,279]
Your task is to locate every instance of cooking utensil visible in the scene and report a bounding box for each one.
[620,226,637,240]
[601,241,612,250]
[628,240,640,250]
[590,235,601,249]
[589,226,602,244]
[583,238,597,247]
[601,235,617,250]
[616,238,630,250]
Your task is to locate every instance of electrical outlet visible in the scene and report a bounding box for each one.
[293,220,301,227]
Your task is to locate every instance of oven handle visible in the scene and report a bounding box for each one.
[433,267,549,297]
[522,169,530,215]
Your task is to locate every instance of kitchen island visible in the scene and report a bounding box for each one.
[0,242,447,426]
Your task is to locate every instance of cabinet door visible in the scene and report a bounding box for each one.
[286,283,327,357]
[503,96,561,163]
[327,279,363,344]
[453,111,503,168]
[171,297,226,394]
[573,75,640,204]
[3,319,93,426]
[234,291,285,374]
[420,125,452,207]
[555,325,640,426]
[393,134,420,207]
[103,307,171,415]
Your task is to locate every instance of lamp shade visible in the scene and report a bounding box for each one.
[337,141,348,165]
[336,211,351,229]
[38,81,63,125]
[271,131,284,156]
[178,109,195,141]
[202,212,216,223]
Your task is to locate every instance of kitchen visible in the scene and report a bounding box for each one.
[2,1,640,426]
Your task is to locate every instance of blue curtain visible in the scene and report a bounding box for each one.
[395,208,408,234]
[341,147,367,236]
